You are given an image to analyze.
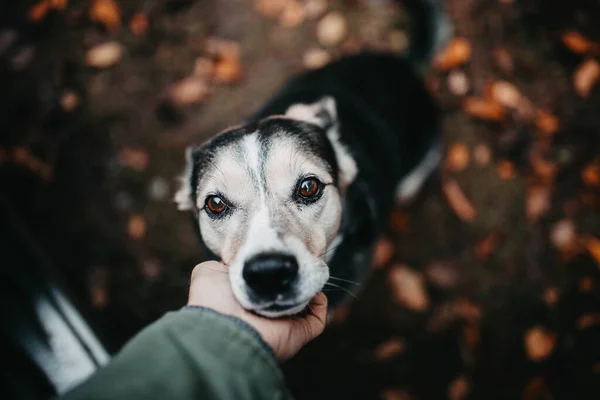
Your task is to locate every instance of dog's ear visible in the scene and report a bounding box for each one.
[285,96,357,191]
[174,146,195,211]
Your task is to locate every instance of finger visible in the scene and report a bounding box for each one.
[191,261,228,281]
[297,292,328,341]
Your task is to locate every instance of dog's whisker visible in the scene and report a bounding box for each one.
[324,282,358,299]
[328,276,360,285]
[317,243,343,259]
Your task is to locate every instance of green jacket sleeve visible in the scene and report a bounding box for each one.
[62,307,293,400]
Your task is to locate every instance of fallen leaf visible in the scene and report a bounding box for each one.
[129,12,149,36]
[128,215,146,239]
[577,313,600,330]
[463,323,480,350]
[90,0,121,31]
[446,142,470,172]
[543,287,559,307]
[303,47,331,69]
[316,11,348,47]
[204,37,241,59]
[473,143,491,166]
[488,80,522,109]
[493,47,514,73]
[447,70,469,96]
[535,110,560,136]
[582,162,600,187]
[254,0,286,17]
[169,77,210,105]
[475,231,502,262]
[561,31,595,55]
[442,178,477,222]
[60,90,79,112]
[50,0,68,10]
[530,147,556,183]
[433,37,472,71]
[524,326,556,361]
[304,0,327,20]
[119,147,149,171]
[463,97,505,121]
[85,41,123,68]
[448,376,470,400]
[373,237,394,269]
[214,55,242,83]
[574,59,600,97]
[496,160,517,180]
[454,299,482,321]
[280,0,305,28]
[425,261,459,289]
[550,219,576,251]
[141,259,161,280]
[28,1,50,22]
[526,185,551,221]
[193,57,215,77]
[389,265,429,312]
[373,337,406,360]
[583,236,600,267]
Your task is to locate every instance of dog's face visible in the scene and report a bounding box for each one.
[175,97,357,317]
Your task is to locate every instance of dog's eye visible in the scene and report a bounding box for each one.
[205,195,227,215]
[297,177,322,199]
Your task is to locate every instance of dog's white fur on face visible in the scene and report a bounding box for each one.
[176,97,357,317]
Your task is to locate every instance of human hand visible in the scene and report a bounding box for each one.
[188,261,328,360]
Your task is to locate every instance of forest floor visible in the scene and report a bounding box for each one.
[1,0,600,399]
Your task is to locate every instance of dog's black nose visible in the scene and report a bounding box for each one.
[243,254,299,296]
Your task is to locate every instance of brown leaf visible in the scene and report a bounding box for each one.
[446,143,470,172]
[254,0,286,18]
[128,215,146,239]
[214,55,243,84]
[119,147,149,171]
[475,231,502,262]
[493,47,514,73]
[488,80,522,109]
[316,12,348,47]
[442,178,477,222]
[85,41,123,68]
[328,305,349,325]
[28,1,50,22]
[389,265,429,312]
[433,38,472,71]
[577,313,600,330]
[129,12,149,37]
[550,219,576,251]
[304,0,327,20]
[50,0,68,10]
[473,143,492,166]
[463,323,480,350]
[373,237,395,269]
[526,185,551,222]
[60,90,79,112]
[425,261,459,289]
[583,236,600,268]
[303,48,331,70]
[561,31,595,55]
[535,110,560,136]
[169,77,210,105]
[448,376,470,400]
[90,0,121,31]
[582,162,600,187]
[447,70,469,96]
[280,0,305,28]
[543,287,559,307]
[373,338,406,360]
[530,147,556,184]
[524,326,556,361]
[496,160,517,180]
[463,97,505,121]
[454,299,483,321]
[193,57,215,78]
[574,59,600,97]
[578,277,594,293]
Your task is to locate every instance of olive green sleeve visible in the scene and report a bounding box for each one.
[62,307,293,400]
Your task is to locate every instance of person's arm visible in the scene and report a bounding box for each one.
[62,261,327,400]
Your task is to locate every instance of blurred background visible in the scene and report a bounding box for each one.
[1,0,600,399]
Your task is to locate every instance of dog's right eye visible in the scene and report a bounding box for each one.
[204,195,228,216]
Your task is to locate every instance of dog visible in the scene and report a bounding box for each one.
[175,0,451,317]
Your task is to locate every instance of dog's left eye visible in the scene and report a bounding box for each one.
[295,177,323,202]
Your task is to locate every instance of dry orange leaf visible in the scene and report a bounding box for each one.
[214,55,242,83]
[28,1,50,22]
[119,147,149,171]
[561,31,594,55]
[582,163,600,187]
[433,37,472,71]
[526,185,551,222]
[577,313,600,330]
[61,90,79,112]
[574,59,600,97]
[304,0,328,20]
[463,97,505,121]
[497,160,517,180]
[525,326,556,361]
[373,237,394,269]
[316,11,348,47]
[169,77,210,105]
[535,110,560,136]
[583,236,600,267]
[389,265,429,312]
[447,70,469,96]
[128,215,146,239]
[373,338,406,360]
[543,287,559,307]
[50,0,68,10]
[529,148,556,183]
[442,178,477,222]
[303,48,331,70]
[446,143,470,172]
[254,0,286,17]
[280,0,305,28]
[85,41,123,68]
[129,12,149,36]
[90,0,121,31]
[475,231,502,262]
[550,219,576,251]
[488,80,522,109]
[473,143,491,166]
[448,376,470,400]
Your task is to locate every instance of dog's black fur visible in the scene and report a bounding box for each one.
[192,0,445,308]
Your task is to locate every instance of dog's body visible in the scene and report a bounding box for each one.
[176,0,450,316]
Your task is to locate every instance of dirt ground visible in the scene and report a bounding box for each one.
[1,0,600,399]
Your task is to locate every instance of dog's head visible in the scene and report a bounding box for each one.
[175,96,357,317]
